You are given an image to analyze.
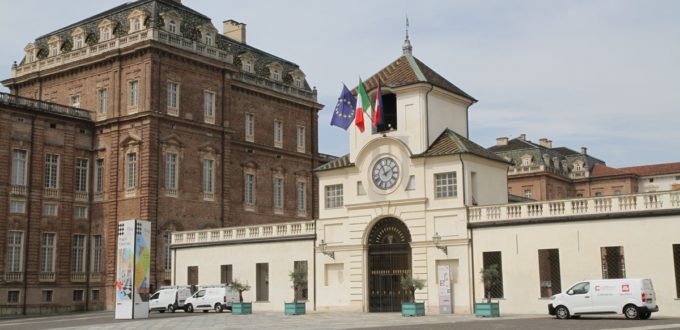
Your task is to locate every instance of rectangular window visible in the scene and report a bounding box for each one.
[601,246,626,279]
[11,149,27,186]
[126,153,137,189]
[42,290,53,303]
[95,159,104,194]
[73,290,84,302]
[256,263,269,301]
[163,233,172,270]
[296,126,305,153]
[523,188,533,199]
[273,177,283,211]
[43,203,58,217]
[435,172,457,198]
[44,154,59,189]
[482,251,504,298]
[40,233,56,273]
[74,206,87,219]
[202,159,214,194]
[129,80,138,107]
[7,291,19,303]
[538,249,561,298]
[92,235,102,273]
[245,113,254,142]
[165,153,178,190]
[70,95,81,108]
[204,91,215,123]
[294,260,308,301]
[221,264,233,284]
[187,266,199,286]
[75,158,88,193]
[245,173,255,206]
[7,231,23,272]
[9,200,26,214]
[71,235,86,273]
[296,181,306,213]
[92,289,100,301]
[325,184,343,208]
[674,244,680,298]
[274,120,283,148]
[98,89,107,114]
[167,82,178,110]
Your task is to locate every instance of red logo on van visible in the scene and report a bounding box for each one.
[622,284,630,292]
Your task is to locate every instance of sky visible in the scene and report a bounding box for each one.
[1,0,678,167]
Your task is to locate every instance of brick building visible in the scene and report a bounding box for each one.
[0,0,322,314]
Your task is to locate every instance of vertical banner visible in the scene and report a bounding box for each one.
[438,265,453,314]
[115,220,150,319]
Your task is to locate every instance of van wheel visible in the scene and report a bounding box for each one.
[640,311,651,320]
[167,304,175,313]
[555,305,570,320]
[215,303,224,313]
[185,304,194,313]
[624,304,639,319]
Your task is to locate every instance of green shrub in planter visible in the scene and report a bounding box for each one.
[475,264,501,317]
[230,279,252,315]
[400,275,425,317]
[285,268,307,315]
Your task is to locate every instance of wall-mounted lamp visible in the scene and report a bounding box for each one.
[433,232,447,255]
[318,239,335,259]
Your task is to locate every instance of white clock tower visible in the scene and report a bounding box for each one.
[314,36,510,314]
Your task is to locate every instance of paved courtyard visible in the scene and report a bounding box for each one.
[1,310,680,330]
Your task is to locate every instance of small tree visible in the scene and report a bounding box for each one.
[289,268,307,303]
[480,264,501,303]
[230,279,251,303]
[400,275,425,303]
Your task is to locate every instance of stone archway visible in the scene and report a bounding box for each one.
[367,217,412,312]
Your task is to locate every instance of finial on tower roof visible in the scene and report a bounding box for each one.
[402,15,412,56]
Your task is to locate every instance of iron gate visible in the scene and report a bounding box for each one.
[367,218,411,312]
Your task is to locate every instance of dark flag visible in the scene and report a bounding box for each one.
[330,84,357,130]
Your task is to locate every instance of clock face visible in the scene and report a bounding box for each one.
[372,157,400,190]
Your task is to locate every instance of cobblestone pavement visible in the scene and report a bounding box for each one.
[1,310,679,330]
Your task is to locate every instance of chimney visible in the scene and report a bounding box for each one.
[539,138,552,148]
[581,147,587,155]
[519,134,526,141]
[223,20,246,44]
[496,137,508,146]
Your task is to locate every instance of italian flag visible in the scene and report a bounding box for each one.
[355,79,372,133]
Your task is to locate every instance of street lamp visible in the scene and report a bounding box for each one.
[318,239,335,259]
[432,232,447,255]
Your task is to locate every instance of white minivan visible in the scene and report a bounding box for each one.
[549,278,659,320]
[184,285,240,313]
[149,286,192,313]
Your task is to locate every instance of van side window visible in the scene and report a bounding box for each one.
[195,290,206,298]
[569,282,590,295]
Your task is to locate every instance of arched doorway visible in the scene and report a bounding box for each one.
[367,217,412,312]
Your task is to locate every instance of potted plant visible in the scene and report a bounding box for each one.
[230,279,252,315]
[400,275,426,316]
[284,268,307,315]
[475,264,501,317]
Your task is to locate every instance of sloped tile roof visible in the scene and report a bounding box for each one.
[619,162,680,177]
[414,129,510,163]
[359,55,476,102]
[590,163,635,178]
[314,154,353,172]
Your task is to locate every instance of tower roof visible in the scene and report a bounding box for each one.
[361,55,477,102]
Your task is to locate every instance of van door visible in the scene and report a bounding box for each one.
[149,292,160,310]
[563,282,593,314]
[193,290,208,308]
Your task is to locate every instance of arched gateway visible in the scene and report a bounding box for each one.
[367,217,412,312]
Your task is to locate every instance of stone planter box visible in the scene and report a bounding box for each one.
[401,302,425,317]
[232,302,252,315]
[284,302,306,315]
[474,302,500,317]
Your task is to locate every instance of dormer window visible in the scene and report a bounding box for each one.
[294,78,302,88]
[574,161,584,171]
[75,36,83,49]
[169,20,177,34]
[128,9,147,33]
[47,36,62,57]
[161,10,183,36]
[102,28,110,41]
[24,43,36,63]
[272,70,280,81]
[244,61,252,73]
[134,18,141,31]
[238,52,257,74]
[521,155,532,167]
[205,34,212,46]
[267,62,284,82]
[50,45,59,56]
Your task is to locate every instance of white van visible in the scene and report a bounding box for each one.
[549,278,659,320]
[149,286,192,313]
[184,285,240,313]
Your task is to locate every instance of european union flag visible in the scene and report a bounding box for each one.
[330,84,357,130]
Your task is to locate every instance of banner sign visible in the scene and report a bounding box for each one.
[115,219,150,319]
[438,265,453,314]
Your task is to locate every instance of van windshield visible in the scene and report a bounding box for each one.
[569,282,590,295]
